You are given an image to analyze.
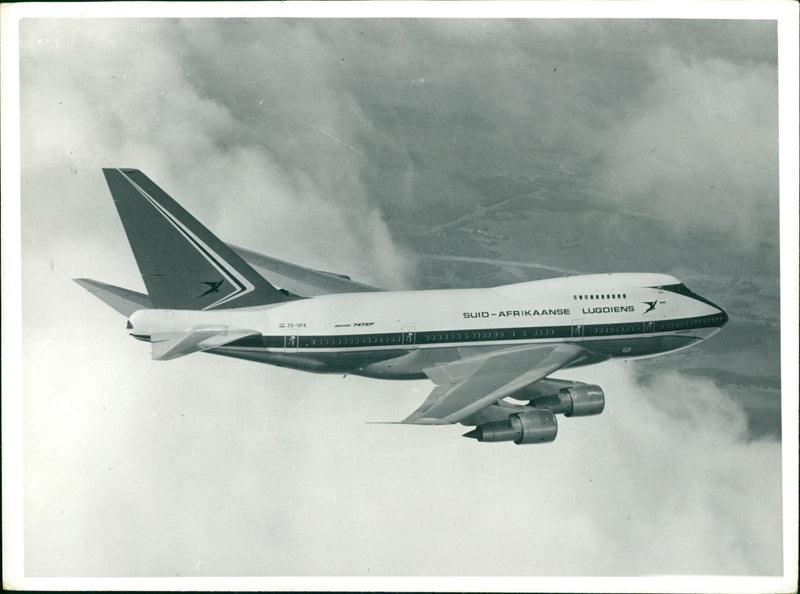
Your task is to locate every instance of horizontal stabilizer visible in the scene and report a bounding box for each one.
[150,327,260,361]
[74,278,152,316]
[229,244,381,296]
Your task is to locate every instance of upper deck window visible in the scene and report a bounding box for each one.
[573,293,627,301]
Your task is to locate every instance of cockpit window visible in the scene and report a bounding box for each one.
[658,283,718,308]
[126,320,133,330]
[659,283,692,296]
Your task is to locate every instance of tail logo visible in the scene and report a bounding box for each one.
[199,280,225,298]
[643,300,658,314]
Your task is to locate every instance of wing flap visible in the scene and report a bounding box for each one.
[150,327,260,361]
[403,344,589,425]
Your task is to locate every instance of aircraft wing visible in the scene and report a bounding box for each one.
[228,244,381,296]
[150,327,260,361]
[403,344,590,425]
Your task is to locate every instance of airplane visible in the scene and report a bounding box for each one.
[76,168,729,445]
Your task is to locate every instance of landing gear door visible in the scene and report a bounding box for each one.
[402,326,416,350]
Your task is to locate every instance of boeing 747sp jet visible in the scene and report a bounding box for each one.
[77,169,728,445]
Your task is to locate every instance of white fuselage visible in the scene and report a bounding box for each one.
[128,272,727,378]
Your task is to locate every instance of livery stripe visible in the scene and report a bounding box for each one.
[219,312,727,351]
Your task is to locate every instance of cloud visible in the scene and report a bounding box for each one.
[20,19,414,289]
[23,311,783,577]
[16,17,783,580]
[594,48,778,248]
[550,363,783,575]
[131,19,779,266]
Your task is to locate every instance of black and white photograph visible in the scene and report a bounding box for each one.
[2,2,797,591]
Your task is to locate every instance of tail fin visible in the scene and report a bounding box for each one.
[102,168,289,310]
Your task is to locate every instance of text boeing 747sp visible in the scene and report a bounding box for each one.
[76,169,728,445]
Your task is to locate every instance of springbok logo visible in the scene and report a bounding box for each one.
[199,279,225,298]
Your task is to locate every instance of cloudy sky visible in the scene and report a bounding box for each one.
[4,3,797,589]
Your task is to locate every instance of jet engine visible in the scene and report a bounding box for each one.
[532,384,605,417]
[463,409,557,444]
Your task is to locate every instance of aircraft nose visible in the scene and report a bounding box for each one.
[695,291,727,327]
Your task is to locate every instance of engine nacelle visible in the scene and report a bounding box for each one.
[515,408,559,443]
[531,384,605,417]
[561,384,605,416]
[463,409,558,444]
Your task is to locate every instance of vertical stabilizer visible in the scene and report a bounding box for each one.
[103,168,288,310]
